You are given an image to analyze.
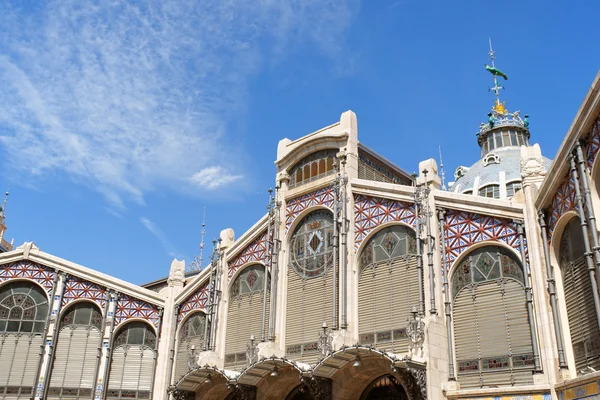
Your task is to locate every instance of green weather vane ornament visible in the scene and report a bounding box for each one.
[486,38,508,115]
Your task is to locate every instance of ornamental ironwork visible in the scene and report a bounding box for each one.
[317,322,333,360]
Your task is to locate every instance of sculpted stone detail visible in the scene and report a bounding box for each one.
[520,155,547,178]
[168,259,186,287]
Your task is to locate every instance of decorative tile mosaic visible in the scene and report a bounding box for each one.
[285,186,335,231]
[177,280,212,323]
[227,230,268,279]
[442,209,523,268]
[546,175,578,240]
[114,293,160,330]
[61,275,107,310]
[0,261,55,294]
[354,194,416,250]
[585,117,600,170]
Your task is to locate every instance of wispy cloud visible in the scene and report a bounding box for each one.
[0,0,357,208]
[140,217,180,259]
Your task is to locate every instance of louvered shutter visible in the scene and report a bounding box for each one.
[225,291,269,370]
[0,334,42,398]
[358,257,418,354]
[453,285,481,388]
[174,335,205,383]
[107,347,126,396]
[563,257,600,372]
[285,267,333,365]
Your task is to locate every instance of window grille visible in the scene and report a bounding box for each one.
[48,302,103,399]
[225,265,270,370]
[358,225,419,354]
[0,282,48,398]
[288,150,337,189]
[506,181,522,197]
[106,322,156,400]
[478,184,500,199]
[451,246,534,388]
[559,217,600,374]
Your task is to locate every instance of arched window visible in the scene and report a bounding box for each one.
[506,181,522,197]
[286,210,335,363]
[107,322,157,400]
[478,184,500,199]
[174,312,207,381]
[288,150,337,189]
[451,246,534,388]
[358,225,418,353]
[48,302,103,398]
[559,217,600,373]
[0,281,48,398]
[225,265,269,370]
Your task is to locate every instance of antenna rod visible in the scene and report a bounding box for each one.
[439,146,446,191]
[199,207,206,268]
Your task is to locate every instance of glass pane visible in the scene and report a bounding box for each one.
[0,320,6,331]
[74,306,92,325]
[7,321,19,332]
[310,161,318,178]
[303,165,310,180]
[127,325,145,344]
[502,131,510,146]
[488,136,495,151]
[510,131,518,146]
[21,321,33,332]
[326,157,334,172]
[295,168,302,184]
[33,322,45,333]
[318,159,325,175]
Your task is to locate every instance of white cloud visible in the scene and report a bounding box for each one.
[190,166,243,189]
[0,0,357,207]
[140,217,180,259]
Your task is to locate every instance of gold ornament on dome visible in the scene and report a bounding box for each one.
[493,100,507,115]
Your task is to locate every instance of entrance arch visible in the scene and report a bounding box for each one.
[360,374,408,400]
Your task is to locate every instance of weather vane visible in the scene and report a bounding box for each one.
[485,38,508,114]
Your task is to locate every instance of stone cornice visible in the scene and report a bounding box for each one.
[350,178,415,202]
[224,213,269,264]
[434,190,525,220]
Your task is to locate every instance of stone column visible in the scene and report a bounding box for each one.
[35,271,67,400]
[96,290,118,400]
[154,259,186,400]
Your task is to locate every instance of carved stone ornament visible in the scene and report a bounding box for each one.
[520,155,547,178]
[301,376,332,400]
[168,259,186,287]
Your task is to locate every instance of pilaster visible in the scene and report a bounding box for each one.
[96,290,118,400]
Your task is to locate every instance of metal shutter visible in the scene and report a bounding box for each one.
[107,346,155,398]
[0,333,42,399]
[48,326,101,397]
[358,257,418,354]
[107,347,126,396]
[563,257,600,372]
[224,291,269,370]
[174,334,205,383]
[285,267,333,364]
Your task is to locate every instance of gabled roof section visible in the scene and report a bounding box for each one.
[0,242,165,306]
[357,142,414,184]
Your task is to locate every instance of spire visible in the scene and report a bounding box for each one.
[438,146,446,191]
[0,186,9,222]
[188,207,207,272]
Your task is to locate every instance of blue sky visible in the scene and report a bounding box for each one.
[1,0,598,284]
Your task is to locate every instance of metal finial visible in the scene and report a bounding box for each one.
[0,185,9,221]
[438,146,446,191]
[188,207,207,272]
[488,37,495,67]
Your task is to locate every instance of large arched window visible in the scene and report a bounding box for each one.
[48,302,103,398]
[174,312,207,381]
[286,210,335,363]
[0,281,48,398]
[225,265,269,370]
[451,246,534,388]
[106,322,157,400]
[559,217,600,373]
[358,225,418,354]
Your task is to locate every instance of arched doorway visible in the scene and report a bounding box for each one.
[360,375,408,400]
[285,384,312,400]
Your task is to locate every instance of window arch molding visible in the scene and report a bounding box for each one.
[354,221,417,266]
[176,311,207,337]
[57,298,103,321]
[549,211,580,265]
[448,240,523,287]
[111,318,158,343]
[227,262,268,293]
[285,147,340,184]
[286,205,334,240]
[0,277,50,302]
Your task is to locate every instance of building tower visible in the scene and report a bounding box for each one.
[450,40,551,199]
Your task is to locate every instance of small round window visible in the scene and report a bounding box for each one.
[289,210,334,279]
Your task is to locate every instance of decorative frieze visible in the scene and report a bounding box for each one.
[285,186,335,231]
[546,175,577,240]
[442,209,523,266]
[177,280,211,323]
[114,293,161,330]
[61,275,107,310]
[0,261,55,294]
[227,230,268,280]
[354,194,416,250]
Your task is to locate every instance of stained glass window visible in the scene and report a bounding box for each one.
[289,210,334,279]
[180,313,206,340]
[288,150,337,189]
[0,282,48,333]
[113,322,156,349]
[60,302,102,329]
[359,225,417,271]
[451,246,524,299]
[230,265,269,297]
